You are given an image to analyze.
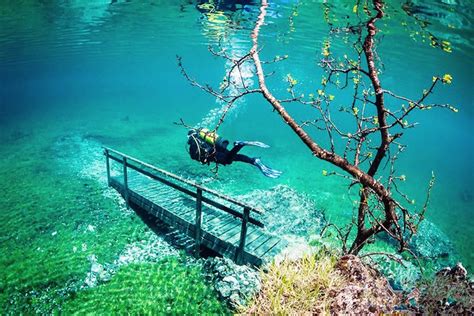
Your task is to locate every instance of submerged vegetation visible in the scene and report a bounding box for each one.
[61,259,227,315]
[0,134,229,314]
[243,250,343,314]
[242,249,402,314]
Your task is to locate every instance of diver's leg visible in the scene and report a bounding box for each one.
[226,140,270,161]
[233,154,282,178]
[234,141,270,148]
[226,143,246,161]
[233,154,255,164]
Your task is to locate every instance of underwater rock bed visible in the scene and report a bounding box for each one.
[331,255,400,314]
[239,184,326,238]
[203,257,261,309]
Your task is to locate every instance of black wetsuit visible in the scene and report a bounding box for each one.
[187,131,254,166]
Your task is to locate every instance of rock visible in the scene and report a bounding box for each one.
[415,262,474,314]
[331,255,400,314]
[83,255,114,288]
[203,257,261,308]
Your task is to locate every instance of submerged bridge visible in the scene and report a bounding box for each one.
[104,147,287,266]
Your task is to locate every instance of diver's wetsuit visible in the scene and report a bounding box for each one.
[188,131,252,165]
[187,129,282,178]
[215,142,254,165]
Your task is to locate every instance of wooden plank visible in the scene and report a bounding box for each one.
[205,216,238,236]
[108,154,265,225]
[262,239,288,258]
[200,209,221,225]
[105,150,111,186]
[235,227,262,246]
[195,188,203,255]
[179,206,198,222]
[226,225,257,245]
[106,148,264,214]
[235,207,250,264]
[203,210,234,228]
[108,163,286,266]
[200,231,237,258]
[246,233,272,251]
[123,157,129,209]
[253,237,281,258]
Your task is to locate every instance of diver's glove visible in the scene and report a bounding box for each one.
[253,158,282,178]
[234,141,270,148]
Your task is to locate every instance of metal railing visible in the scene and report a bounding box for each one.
[104,147,264,264]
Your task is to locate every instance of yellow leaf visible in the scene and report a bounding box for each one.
[322,170,328,176]
[432,76,437,83]
[328,94,335,101]
[449,105,459,113]
[353,4,358,13]
[352,107,359,116]
[442,74,453,84]
[442,46,452,53]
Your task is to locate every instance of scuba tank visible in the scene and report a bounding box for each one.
[187,127,230,164]
[198,128,229,149]
[187,128,217,164]
[198,128,218,145]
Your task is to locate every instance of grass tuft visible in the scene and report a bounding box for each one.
[242,249,343,315]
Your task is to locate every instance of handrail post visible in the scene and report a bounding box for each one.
[236,207,250,265]
[105,149,111,186]
[123,156,129,209]
[195,188,203,256]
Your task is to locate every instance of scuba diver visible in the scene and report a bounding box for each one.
[187,128,282,178]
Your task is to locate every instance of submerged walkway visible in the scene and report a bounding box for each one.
[104,147,287,266]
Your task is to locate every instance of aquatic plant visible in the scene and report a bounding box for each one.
[178,0,457,257]
[242,249,400,314]
[0,135,228,314]
[242,249,343,314]
[61,258,228,315]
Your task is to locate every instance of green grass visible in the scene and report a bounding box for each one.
[61,259,228,315]
[0,131,229,314]
[242,249,343,315]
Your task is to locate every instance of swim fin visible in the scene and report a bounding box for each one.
[254,158,282,178]
[234,141,270,148]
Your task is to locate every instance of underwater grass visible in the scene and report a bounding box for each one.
[0,132,229,314]
[0,173,150,313]
[61,259,228,315]
[242,250,344,315]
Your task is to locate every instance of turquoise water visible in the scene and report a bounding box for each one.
[1,0,473,312]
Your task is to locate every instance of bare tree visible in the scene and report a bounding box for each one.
[178,0,456,255]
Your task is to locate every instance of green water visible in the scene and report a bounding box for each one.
[1,0,473,312]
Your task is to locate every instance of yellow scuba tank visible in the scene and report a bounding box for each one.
[198,128,218,145]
